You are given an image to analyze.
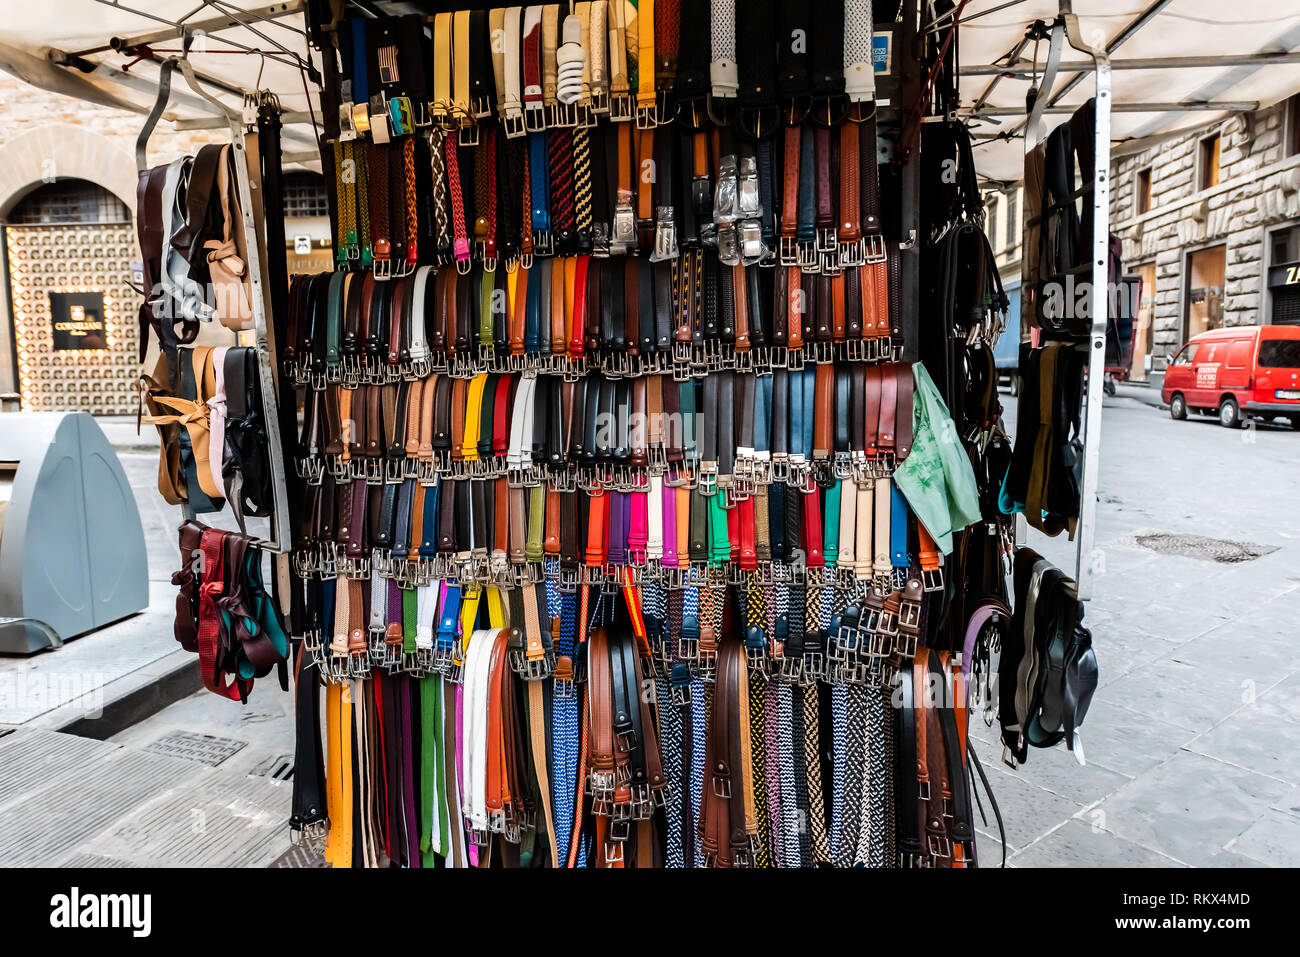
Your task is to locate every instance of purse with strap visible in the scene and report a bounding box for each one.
[205,144,255,331]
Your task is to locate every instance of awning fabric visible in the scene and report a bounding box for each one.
[958,0,1300,183]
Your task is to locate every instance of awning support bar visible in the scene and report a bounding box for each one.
[1064,10,1111,603]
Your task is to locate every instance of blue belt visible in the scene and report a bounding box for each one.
[528,132,551,234]
[547,567,581,865]
[891,483,910,569]
[420,482,440,559]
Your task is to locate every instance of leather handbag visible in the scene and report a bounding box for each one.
[999,548,1099,765]
[170,520,289,702]
[205,145,254,331]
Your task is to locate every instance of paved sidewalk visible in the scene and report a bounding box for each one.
[982,392,1300,867]
[5,399,1300,868]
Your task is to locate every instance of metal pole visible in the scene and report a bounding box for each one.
[967,100,1258,117]
[962,51,1300,76]
[231,122,293,554]
[1063,13,1111,603]
[107,1,305,50]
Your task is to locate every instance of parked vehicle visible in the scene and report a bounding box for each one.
[995,279,1022,393]
[1161,325,1300,428]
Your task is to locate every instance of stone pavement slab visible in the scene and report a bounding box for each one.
[0,723,292,867]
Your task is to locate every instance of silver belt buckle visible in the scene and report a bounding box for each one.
[610,92,633,122]
[839,236,865,267]
[635,95,659,129]
[779,235,798,266]
[524,100,546,132]
[797,240,820,274]
[503,108,527,138]
[651,209,678,262]
[611,205,636,252]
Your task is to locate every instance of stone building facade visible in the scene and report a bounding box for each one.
[1109,92,1300,380]
[0,74,329,413]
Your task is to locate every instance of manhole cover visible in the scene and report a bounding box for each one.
[146,730,247,766]
[250,754,295,781]
[1135,533,1278,564]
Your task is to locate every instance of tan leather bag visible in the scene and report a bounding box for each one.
[137,353,187,506]
[204,145,254,331]
[141,347,226,502]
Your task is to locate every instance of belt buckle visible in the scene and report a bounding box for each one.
[820,247,842,276]
[292,549,317,579]
[778,655,804,684]
[894,628,918,660]
[779,235,798,267]
[524,101,546,133]
[816,226,837,254]
[651,211,678,262]
[611,205,636,251]
[844,337,866,363]
[556,563,581,593]
[503,109,526,138]
[796,241,820,274]
[921,567,945,592]
[610,92,633,122]
[551,100,577,128]
[317,543,339,578]
[548,467,576,492]
[598,567,621,594]
[927,833,952,861]
[696,463,718,497]
[590,87,610,116]
[786,345,805,371]
[646,444,668,475]
[404,650,427,677]
[863,234,887,264]
[839,236,865,268]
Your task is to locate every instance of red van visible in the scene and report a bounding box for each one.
[1162,325,1300,428]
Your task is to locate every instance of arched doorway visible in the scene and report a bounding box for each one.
[3,178,139,413]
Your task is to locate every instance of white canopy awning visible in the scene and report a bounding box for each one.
[958,0,1300,184]
[0,1,323,157]
[3,1,1299,180]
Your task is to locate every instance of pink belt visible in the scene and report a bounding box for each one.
[661,480,678,568]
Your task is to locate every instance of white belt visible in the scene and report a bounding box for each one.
[709,0,737,100]
[503,6,525,135]
[843,0,876,102]
[838,478,857,572]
